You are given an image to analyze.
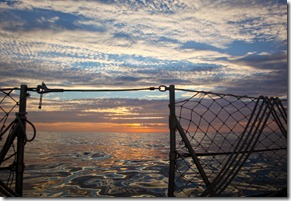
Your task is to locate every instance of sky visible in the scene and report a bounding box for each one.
[0,0,288,132]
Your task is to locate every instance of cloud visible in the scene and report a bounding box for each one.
[211,52,288,97]
[0,0,287,98]
[1,0,287,45]
[216,70,288,98]
[233,53,287,70]
[25,96,169,132]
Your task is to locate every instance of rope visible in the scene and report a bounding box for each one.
[30,87,160,93]
[0,89,19,135]
[199,97,265,196]
[0,115,36,163]
[0,88,20,92]
[28,82,164,94]
[213,98,274,196]
[62,87,159,92]
[14,113,37,143]
[176,88,262,100]
[0,113,36,196]
[1,84,164,95]
[174,88,287,197]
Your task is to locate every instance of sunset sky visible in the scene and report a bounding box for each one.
[0,0,288,132]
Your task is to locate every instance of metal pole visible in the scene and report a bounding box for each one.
[168,85,176,197]
[15,85,27,196]
[175,117,210,186]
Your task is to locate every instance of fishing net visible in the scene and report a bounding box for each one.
[173,89,287,197]
[0,88,20,196]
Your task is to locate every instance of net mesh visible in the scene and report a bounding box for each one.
[0,88,20,195]
[174,90,287,197]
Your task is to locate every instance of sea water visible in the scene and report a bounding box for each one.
[12,131,287,197]
[22,132,170,197]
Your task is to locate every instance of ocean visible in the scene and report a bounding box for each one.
[4,131,287,197]
[22,132,170,197]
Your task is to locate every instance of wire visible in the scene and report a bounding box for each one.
[62,87,159,92]
[0,88,20,91]
[28,82,161,94]
[175,88,260,100]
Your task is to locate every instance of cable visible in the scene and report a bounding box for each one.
[29,82,161,94]
[175,88,260,100]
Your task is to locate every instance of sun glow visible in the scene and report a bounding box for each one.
[83,107,131,114]
[34,122,168,133]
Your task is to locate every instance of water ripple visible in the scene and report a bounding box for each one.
[23,132,169,197]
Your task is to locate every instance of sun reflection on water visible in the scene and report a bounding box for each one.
[23,132,170,197]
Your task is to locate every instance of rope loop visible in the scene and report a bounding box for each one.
[24,119,36,142]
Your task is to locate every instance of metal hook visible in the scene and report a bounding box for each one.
[36,82,46,109]
[36,82,63,94]
[36,82,49,94]
[158,85,168,92]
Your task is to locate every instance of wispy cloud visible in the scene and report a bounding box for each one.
[0,0,287,96]
[0,0,287,132]
[27,96,169,132]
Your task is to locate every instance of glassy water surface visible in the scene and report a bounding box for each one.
[17,131,287,197]
[23,132,170,197]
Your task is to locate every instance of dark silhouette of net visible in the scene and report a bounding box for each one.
[0,88,20,196]
[0,89,19,132]
[173,89,287,197]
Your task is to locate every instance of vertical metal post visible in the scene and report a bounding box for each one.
[168,85,176,197]
[15,85,27,196]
